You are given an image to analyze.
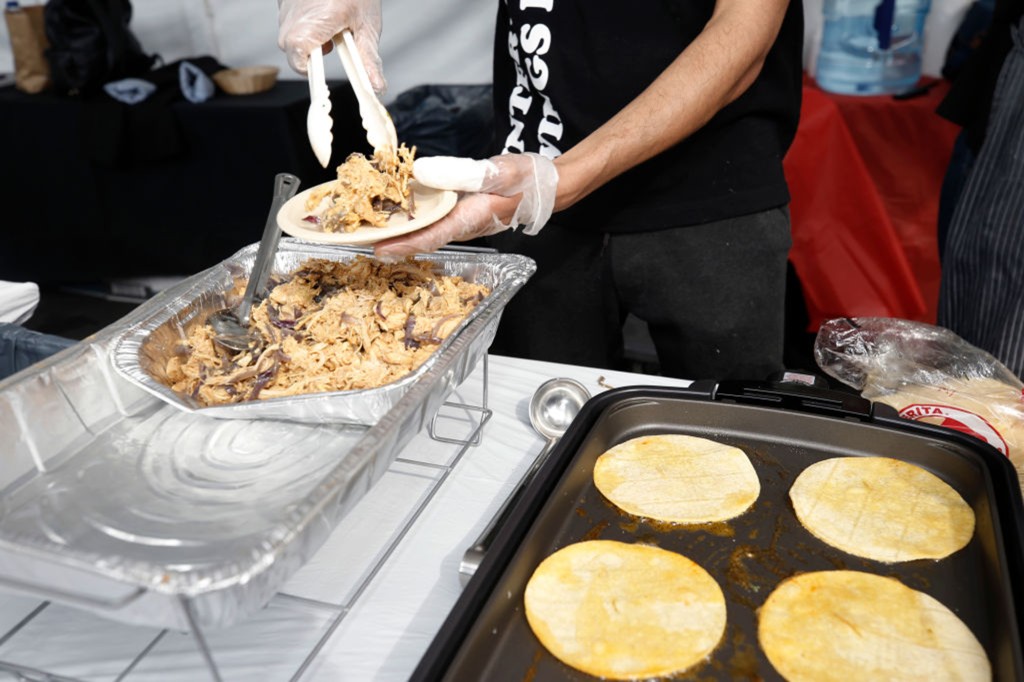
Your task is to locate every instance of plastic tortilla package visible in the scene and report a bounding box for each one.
[814,317,1024,489]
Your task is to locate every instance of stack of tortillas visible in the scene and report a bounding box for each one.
[866,376,1024,492]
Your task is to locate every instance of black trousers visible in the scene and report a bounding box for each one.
[487,207,792,381]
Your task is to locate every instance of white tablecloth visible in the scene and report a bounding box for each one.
[0,280,38,325]
[0,355,688,681]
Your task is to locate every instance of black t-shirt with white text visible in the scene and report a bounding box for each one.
[491,0,804,232]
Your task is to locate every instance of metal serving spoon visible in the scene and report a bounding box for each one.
[458,377,592,584]
[208,172,301,352]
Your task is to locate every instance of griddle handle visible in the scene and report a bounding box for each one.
[459,436,558,585]
[710,379,875,420]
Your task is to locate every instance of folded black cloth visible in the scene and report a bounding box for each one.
[81,55,228,167]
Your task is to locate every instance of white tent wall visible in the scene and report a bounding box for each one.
[0,0,495,102]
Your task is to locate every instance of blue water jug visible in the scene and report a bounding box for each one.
[816,0,931,95]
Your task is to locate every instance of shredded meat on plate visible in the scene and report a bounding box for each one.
[304,144,416,233]
[164,256,490,406]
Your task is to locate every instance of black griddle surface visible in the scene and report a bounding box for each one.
[415,384,1024,681]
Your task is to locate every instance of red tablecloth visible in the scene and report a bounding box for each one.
[784,77,961,330]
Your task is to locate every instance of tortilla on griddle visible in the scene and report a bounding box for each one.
[759,570,990,681]
[789,456,974,562]
[593,434,760,524]
[524,540,725,680]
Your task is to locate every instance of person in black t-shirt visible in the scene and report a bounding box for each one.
[279,0,804,381]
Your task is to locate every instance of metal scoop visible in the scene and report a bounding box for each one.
[458,377,592,584]
[208,173,301,352]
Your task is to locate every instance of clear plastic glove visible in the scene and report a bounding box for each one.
[374,152,558,257]
[277,0,385,94]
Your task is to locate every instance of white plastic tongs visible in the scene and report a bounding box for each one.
[306,45,333,168]
[335,30,399,163]
[305,30,399,169]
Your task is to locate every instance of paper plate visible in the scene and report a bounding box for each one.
[276,180,457,246]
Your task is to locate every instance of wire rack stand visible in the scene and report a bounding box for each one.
[0,356,493,682]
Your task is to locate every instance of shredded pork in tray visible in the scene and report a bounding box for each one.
[164,256,490,407]
[305,144,417,233]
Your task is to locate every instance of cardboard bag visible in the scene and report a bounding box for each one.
[4,4,51,93]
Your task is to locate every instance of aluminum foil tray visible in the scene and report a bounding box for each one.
[111,241,535,425]
[0,242,534,631]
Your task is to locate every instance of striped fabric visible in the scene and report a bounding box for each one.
[938,18,1024,378]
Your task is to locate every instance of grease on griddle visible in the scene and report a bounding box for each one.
[703,626,763,682]
[521,648,543,682]
[725,545,791,611]
[581,519,609,541]
[614,512,737,538]
[618,517,640,534]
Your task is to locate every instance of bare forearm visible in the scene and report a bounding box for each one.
[553,0,790,211]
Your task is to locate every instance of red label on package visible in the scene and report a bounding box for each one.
[899,403,1009,456]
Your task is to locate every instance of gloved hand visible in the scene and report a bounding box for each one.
[277,0,386,94]
[374,153,559,257]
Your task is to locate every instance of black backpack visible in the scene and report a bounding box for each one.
[44,0,158,96]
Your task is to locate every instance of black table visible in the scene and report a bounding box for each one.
[0,80,367,283]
